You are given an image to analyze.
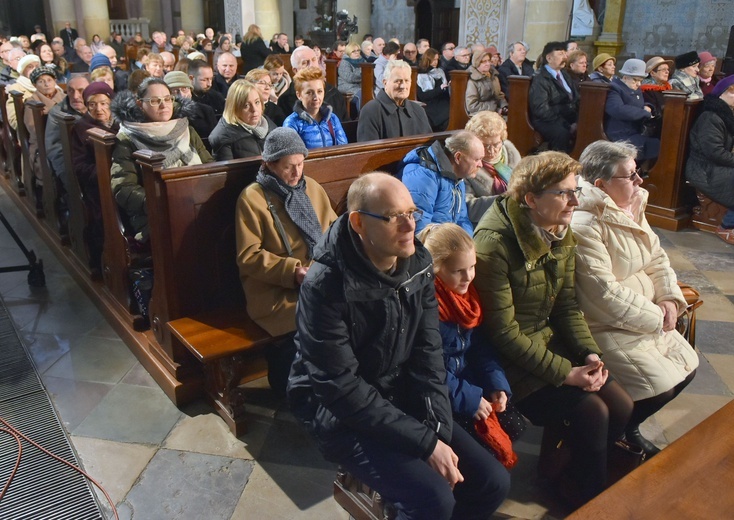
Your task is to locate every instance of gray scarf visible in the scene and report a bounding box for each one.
[256,166,323,258]
[120,118,197,169]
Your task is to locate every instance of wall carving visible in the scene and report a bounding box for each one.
[371,0,416,44]
[460,0,504,47]
[223,0,242,36]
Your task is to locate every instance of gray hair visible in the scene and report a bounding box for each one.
[384,59,411,81]
[507,41,529,56]
[579,141,638,183]
[445,130,480,155]
[290,45,311,69]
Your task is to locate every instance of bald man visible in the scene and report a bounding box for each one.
[212,52,240,96]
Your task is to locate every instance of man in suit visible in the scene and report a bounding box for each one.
[59,22,78,50]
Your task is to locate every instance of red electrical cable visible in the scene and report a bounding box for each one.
[0,417,119,520]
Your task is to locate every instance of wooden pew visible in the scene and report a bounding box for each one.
[10,91,39,215]
[133,131,453,435]
[360,62,375,105]
[0,88,23,193]
[325,58,338,87]
[26,100,67,244]
[506,76,543,157]
[446,69,470,130]
[642,93,699,231]
[570,81,610,159]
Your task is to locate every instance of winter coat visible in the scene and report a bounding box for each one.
[439,320,511,418]
[337,58,362,97]
[465,66,507,116]
[670,70,703,100]
[497,58,535,97]
[528,67,579,128]
[192,89,226,119]
[239,38,271,74]
[208,115,274,161]
[287,213,453,461]
[464,140,521,224]
[283,101,348,149]
[5,76,36,131]
[46,97,85,188]
[277,80,348,122]
[473,196,601,401]
[571,179,698,400]
[685,95,734,209]
[400,140,474,235]
[356,89,432,142]
[24,87,65,181]
[416,67,450,131]
[604,77,660,160]
[109,91,213,241]
[235,175,336,337]
[589,71,612,84]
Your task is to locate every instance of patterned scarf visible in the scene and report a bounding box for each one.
[434,275,482,330]
[120,118,201,169]
[481,146,512,194]
[256,166,323,258]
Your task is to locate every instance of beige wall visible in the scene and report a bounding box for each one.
[523,0,573,59]
[180,0,205,33]
[81,0,111,40]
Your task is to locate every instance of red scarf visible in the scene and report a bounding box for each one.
[475,412,518,469]
[434,275,483,329]
[481,160,508,194]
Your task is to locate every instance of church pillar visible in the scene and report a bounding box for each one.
[49,0,78,36]
[81,0,111,39]
[180,0,204,33]
[593,0,626,56]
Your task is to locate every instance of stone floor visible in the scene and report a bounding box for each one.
[0,187,732,520]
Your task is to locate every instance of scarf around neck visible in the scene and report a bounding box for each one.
[481,146,512,194]
[434,274,483,329]
[120,118,202,169]
[256,166,323,258]
[239,115,269,139]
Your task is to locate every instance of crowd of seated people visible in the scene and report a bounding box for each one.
[3,22,732,518]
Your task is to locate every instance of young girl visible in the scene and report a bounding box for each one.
[419,223,512,430]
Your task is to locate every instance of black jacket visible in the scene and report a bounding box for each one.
[278,80,348,122]
[497,57,535,97]
[239,38,271,74]
[212,73,240,97]
[208,116,274,161]
[685,95,734,209]
[441,58,469,75]
[528,67,579,127]
[356,89,432,142]
[288,214,453,461]
[187,100,218,145]
[192,89,226,118]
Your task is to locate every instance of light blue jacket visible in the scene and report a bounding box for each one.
[283,101,348,149]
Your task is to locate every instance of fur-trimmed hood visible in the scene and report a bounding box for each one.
[702,94,734,135]
[110,89,199,124]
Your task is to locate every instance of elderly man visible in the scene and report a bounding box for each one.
[402,42,418,66]
[46,76,90,192]
[68,38,88,70]
[371,37,385,59]
[189,59,225,118]
[277,45,347,121]
[400,131,484,235]
[288,171,510,520]
[357,60,432,142]
[0,42,20,85]
[236,127,336,394]
[151,31,173,53]
[497,41,534,96]
[99,45,129,92]
[51,39,66,59]
[160,51,176,73]
[442,46,471,74]
[528,41,580,152]
[59,22,78,50]
[212,52,240,96]
[439,42,455,68]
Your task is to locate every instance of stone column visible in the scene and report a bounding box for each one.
[49,0,77,36]
[81,0,111,40]
[180,0,205,33]
[593,0,626,56]
[336,0,370,42]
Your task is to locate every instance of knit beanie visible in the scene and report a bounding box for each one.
[164,71,192,89]
[675,51,700,70]
[262,127,309,162]
[83,81,114,103]
[17,54,41,74]
[29,65,57,84]
[711,75,734,97]
[89,53,112,72]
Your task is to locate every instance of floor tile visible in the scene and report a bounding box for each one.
[121,449,253,520]
[73,383,182,445]
[665,229,732,253]
[704,354,734,394]
[675,270,720,294]
[694,293,734,323]
[163,407,254,459]
[5,295,108,336]
[694,320,734,354]
[71,436,157,505]
[682,250,734,272]
[653,393,733,444]
[43,334,137,384]
[703,271,734,295]
[21,331,72,374]
[666,248,697,272]
[682,352,732,396]
[119,362,159,388]
[42,375,114,431]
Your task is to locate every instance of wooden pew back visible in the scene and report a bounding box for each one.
[10,91,35,211]
[446,70,470,131]
[570,81,610,159]
[506,76,542,156]
[0,88,22,193]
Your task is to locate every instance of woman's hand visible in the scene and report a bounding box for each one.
[473,397,493,421]
[295,266,309,285]
[488,391,507,413]
[658,300,678,332]
[564,358,606,390]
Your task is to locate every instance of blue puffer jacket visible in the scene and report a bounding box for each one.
[439,320,511,417]
[400,140,474,235]
[283,101,348,149]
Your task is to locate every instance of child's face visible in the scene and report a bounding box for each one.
[436,249,476,295]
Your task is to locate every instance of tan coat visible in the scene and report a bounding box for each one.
[571,179,698,400]
[465,66,507,116]
[24,88,65,180]
[235,175,337,336]
[5,76,35,131]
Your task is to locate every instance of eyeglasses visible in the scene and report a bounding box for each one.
[87,100,110,109]
[538,187,582,200]
[483,140,503,152]
[403,50,417,54]
[140,95,174,106]
[612,168,641,181]
[445,46,455,50]
[357,209,423,225]
[456,53,471,58]
[255,80,272,88]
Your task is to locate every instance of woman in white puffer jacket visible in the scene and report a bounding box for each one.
[572,140,698,457]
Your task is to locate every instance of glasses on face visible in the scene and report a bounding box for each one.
[141,95,174,106]
[404,50,416,54]
[445,46,455,51]
[255,80,272,88]
[612,168,641,181]
[483,140,503,152]
[87,100,110,109]
[538,187,582,200]
[457,53,471,58]
[357,209,423,225]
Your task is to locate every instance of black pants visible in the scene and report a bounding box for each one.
[532,119,574,153]
[332,425,510,520]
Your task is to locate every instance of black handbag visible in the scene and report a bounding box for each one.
[608,438,646,485]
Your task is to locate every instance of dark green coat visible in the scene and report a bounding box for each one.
[473,196,600,401]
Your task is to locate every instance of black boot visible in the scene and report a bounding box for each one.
[624,426,661,457]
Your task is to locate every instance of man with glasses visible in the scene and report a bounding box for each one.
[604,58,660,162]
[164,70,216,144]
[497,41,534,97]
[0,43,21,85]
[442,46,471,74]
[400,130,484,235]
[439,42,455,69]
[288,172,510,520]
[402,42,418,66]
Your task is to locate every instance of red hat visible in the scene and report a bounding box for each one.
[83,81,115,103]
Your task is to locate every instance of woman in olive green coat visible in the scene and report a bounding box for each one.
[473,151,633,504]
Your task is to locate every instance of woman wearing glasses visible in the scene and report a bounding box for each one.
[473,151,633,506]
[604,59,660,163]
[110,77,213,243]
[245,68,286,126]
[573,140,698,456]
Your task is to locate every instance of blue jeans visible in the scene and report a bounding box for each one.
[331,425,510,520]
[722,209,734,229]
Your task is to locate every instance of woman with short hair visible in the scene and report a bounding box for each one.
[573,140,698,456]
[698,51,718,96]
[473,151,633,504]
[263,55,291,102]
[245,68,286,126]
[565,50,589,88]
[209,79,274,161]
[417,48,450,131]
[640,56,673,122]
[466,49,507,116]
[589,53,616,83]
[337,42,364,110]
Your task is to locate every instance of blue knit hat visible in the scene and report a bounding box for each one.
[89,53,112,72]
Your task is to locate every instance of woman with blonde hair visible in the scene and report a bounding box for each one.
[245,68,286,126]
[208,79,274,161]
[263,54,291,102]
[337,42,364,111]
[240,24,272,74]
[463,111,521,224]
